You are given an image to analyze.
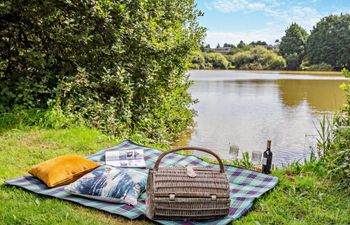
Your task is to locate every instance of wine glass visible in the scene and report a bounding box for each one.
[251,151,262,165]
[229,144,239,161]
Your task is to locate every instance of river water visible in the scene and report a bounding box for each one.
[173,70,347,167]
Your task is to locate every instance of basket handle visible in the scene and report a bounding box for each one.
[154,146,225,173]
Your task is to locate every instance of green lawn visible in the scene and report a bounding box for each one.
[1,127,349,224]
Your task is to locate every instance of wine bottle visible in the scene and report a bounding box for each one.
[262,140,273,174]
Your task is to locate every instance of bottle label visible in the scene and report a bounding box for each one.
[262,157,267,165]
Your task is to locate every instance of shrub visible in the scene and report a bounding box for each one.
[269,56,287,70]
[189,51,206,69]
[305,63,334,71]
[0,0,205,141]
[203,53,229,69]
[317,69,350,189]
[285,53,300,70]
[224,54,236,67]
[232,46,286,70]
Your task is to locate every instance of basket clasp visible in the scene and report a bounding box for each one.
[186,166,197,177]
[169,193,175,201]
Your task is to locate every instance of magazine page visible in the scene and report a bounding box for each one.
[105,149,146,167]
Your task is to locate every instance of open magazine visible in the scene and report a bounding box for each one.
[105,149,146,167]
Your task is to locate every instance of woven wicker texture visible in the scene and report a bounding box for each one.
[147,147,230,220]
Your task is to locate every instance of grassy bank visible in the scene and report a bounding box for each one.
[1,126,349,224]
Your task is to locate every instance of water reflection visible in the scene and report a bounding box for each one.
[173,70,346,166]
[278,79,345,111]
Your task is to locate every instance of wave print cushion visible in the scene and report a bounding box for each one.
[64,165,147,206]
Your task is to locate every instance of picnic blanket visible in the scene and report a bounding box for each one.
[5,140,278,225]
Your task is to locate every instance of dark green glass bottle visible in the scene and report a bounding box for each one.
[262,140,273,174]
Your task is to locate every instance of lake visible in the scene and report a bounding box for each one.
[173,70,347,167]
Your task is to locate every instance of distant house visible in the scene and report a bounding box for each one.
[213,47,232,53]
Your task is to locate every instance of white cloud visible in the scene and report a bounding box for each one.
[212,0,266,13]
[265,6,322,30]
[204,0,350,46]
[248,2,265,10]
[210,0,324,30]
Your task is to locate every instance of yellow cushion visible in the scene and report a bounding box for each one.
[28,154,101,187]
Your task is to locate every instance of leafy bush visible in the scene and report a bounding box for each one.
[305,63,334,71]
[0,0,205,141]
[232,46,286,70]
[317,69,350,189]
[203,53,229,69]
[189,51,206,69]
[224,54,235,67]
[285,53,300,70]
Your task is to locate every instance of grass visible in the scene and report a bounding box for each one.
[236,170,350,224]
[1,126,349,224]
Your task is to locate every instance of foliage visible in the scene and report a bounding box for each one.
[0,108,78,133]
[223,43,235,48]
[203,52,229,69]
[232,46,286,70]
[316,69,350,189]
[306,14,350,68]
[223,54,235,67]
[249,40,268,47]
[189,46,286,70]
[0,0,205,142]
[285,53,300,70]
[232,152,254,169]
[237,40,246,49]
[304,63,334,71]
[279,23,309,70]
[189,51,206,69]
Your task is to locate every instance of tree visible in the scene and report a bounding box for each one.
[285,53,300,71]
[0,0,205,140]
[237,40,246,48]
[279,23,308,70]
[232,46,285,70]
[223,43,235,48]
[189,51,206,69]
[306,14,350,68]
[249,41,268,47]
[203,53,229,69]
[216,43,221,48]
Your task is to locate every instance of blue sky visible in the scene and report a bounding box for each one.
[196,0,350,47]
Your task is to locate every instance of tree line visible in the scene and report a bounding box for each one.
[190,46,285,70]
[190,14,350,71]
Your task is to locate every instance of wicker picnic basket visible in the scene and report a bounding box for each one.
[146,147,230,220]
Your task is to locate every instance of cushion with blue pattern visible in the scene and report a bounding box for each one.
[64,165,147,206]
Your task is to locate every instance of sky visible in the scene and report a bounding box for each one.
[196,0,350,47]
